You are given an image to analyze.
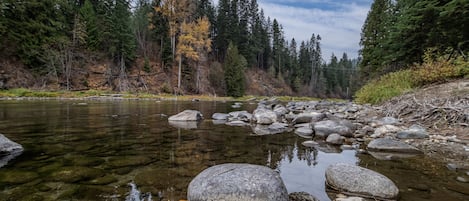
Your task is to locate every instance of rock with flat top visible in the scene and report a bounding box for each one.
[326,163,399,199]
[168,110,203,121]
[188,163,288,201]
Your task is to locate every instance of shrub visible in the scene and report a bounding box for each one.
[354,70,414,104]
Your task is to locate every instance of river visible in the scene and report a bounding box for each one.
[0,100,467,200]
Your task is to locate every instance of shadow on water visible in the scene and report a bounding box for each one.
[0,100,467,201]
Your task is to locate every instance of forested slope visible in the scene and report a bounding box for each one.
[0,0,358,98]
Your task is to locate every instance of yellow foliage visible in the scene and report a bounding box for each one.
[177,17,212,62]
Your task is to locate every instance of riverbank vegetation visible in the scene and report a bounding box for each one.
[0,0,358,99]
[356,0,469,104]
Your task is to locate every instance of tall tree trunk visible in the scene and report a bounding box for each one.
[178,55,182,91]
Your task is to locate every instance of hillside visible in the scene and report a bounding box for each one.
[0,57,293,96]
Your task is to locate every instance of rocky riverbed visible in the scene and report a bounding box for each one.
[167,96,468,200]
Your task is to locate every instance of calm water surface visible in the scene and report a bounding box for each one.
[0,100,467,201]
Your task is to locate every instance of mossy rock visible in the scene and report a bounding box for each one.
[49,166,104,183]
[0,185,40,201]
[37,183,53,192]
[84,174,118,185]
[18,194,44,201]
[107,156,153,168]
[112,167,134,175]
[64,155,105,167]
[58,185,115,200]
[0,170,39,184]
[37,162,63,174]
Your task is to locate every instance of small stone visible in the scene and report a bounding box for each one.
[335,197,366,201]
[340,145,354,150]
[302,141,319,148]
[447,163,459,171]
[326,134,345,145]
[295,127,314,136]
[289,191,319,201]
[456,176,469,183]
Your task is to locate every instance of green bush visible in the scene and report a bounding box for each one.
[354,70,414,104]
[355,51,469,105]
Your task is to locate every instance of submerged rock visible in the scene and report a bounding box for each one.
[188,163,288,201]
[168,110,203,121]
[253,123,289,135]
[0,170,39,184]
[0,134,23,154]
[168,120,199,129]
[325,163,399,199]
[367,138,421,153]
[50,166,104,183]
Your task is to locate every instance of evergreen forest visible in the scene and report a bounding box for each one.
[0,0,467,99]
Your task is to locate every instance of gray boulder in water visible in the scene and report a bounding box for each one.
[187,163,289,201]
[253,108,278,125]
[0,134,24,168]
[367,138,421,153]
[0,134,23,154]
[325,163,399,199]
[168,110,203,121]
[313,120,353,138]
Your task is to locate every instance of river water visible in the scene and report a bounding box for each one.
[0,100,467,201]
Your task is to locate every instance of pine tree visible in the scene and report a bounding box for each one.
[224,42,246,97]
[109,0,136,91]
[359,0,393,79]
[79,0,99,50]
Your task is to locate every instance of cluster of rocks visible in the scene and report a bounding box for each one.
[187,162,399,201]
[168,99,446,200]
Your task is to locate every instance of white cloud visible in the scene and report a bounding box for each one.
[212,0,371,60]
[259,1,370,60]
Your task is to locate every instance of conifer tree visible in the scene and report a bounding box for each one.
[224,42,246,97]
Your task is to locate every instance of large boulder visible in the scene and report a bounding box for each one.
[0,134,24,168]
[168,110,203,121]
[253,108,278,125]
[313,120,353,138]
[325,163,399,199]
[0,134,23,154]
[228,111,253,122]
[187,163,289,201]
[396,124,429,139]
[292,112,325,124]
[212,113,229,120]
[367,138,421,153]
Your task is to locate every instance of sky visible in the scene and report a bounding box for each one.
[213,0,373,61]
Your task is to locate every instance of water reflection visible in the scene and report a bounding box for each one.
[0,100,467,201]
